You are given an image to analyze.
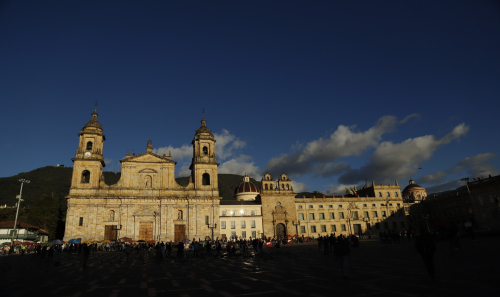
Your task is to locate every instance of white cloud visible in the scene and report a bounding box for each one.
[218,155,260,179]
[153,144,192,161]
[338,123,470,184]
[291,181,309,193]
[264,115,403,177]
[214,129,246,161]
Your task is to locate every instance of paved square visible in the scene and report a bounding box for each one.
[1,237,499,297]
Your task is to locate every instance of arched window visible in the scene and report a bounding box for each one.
[81,170,90,183]
[286,184,289,190]
[281,184,284,190]
[202,146,208,155]
[386,192,390,197]
[265,184,268,190]
[202,173,210,185]
[86,141,93,150]
[109,210,115,221]
[395,192,399,197]
[378,192,382,197]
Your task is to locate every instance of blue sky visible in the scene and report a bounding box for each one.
[1,1,499,194]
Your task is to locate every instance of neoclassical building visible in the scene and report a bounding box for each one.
[222,176,408,239]
[64,107,221,242]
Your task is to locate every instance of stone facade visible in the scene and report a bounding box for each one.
[259,173,297,238]
[64,108,221,242]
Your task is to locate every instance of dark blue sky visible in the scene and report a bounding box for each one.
[1,1,499,194]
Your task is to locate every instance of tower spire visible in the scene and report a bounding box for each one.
[201,109,206,127]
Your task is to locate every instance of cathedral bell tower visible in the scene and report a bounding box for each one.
[70,105,106,189]
[189,112,219,193]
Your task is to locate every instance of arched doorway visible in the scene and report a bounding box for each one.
[276,223,286,238]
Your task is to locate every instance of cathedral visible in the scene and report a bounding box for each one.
[64,107,408,242]
[63,107,222,242]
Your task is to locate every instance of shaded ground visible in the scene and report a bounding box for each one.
[1,236,499,297]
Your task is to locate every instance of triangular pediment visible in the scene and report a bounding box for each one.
[120,152,176,164]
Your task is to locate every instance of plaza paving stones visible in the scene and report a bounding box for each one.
[1,237,500,297]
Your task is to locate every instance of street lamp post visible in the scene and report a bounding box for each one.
[11,179,30,246]
[292,221,300,241]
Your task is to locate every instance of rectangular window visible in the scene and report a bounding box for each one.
[231,221,235,229]
[252,231,256,238]
[390,210,395,216]
[251,220,256,228]
[364,211,369,218]
[309,205,313,208]
[309,213,315,220]
[205,215,209,225]
[329,213,334,219]
[331,225,337,232]
[352,211,358,219]
[299,213,304,220]
[382,211,387,217]
[319,213,325,220]
[251,210,255,215]
[221,221,226,229]
[298,205,303,209]
[222,211,226,216]
[373,211,378,218]
[341,224,346,231]
[363,204,367,207]
[339,205,343,208]
[241,221,246,229]
[242,231,246,239]
[311,226,317,233]
[300,226,306,233]
[329,205,333,208]
[79,217,83,226]
[321,225,326,232]
[339,212,344,219]
[231,231,236,238]
[319,205,323,208]
[372,204,376,207]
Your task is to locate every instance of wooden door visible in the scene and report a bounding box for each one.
[174,225,185,242]
[139,222,153,241]
[276,223,286,238]
[104,225,117,241]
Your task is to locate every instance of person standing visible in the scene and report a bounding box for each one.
[334,236,351,280]
[415,228,436,280]
[83,244,90,269]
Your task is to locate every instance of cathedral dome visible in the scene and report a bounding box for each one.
[403,180,424,191]
[402,180,427,202]
[234,175,260,201]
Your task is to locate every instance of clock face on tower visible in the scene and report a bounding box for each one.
[84,152,91,157]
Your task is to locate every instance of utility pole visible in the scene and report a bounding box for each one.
[11,179,30,246]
